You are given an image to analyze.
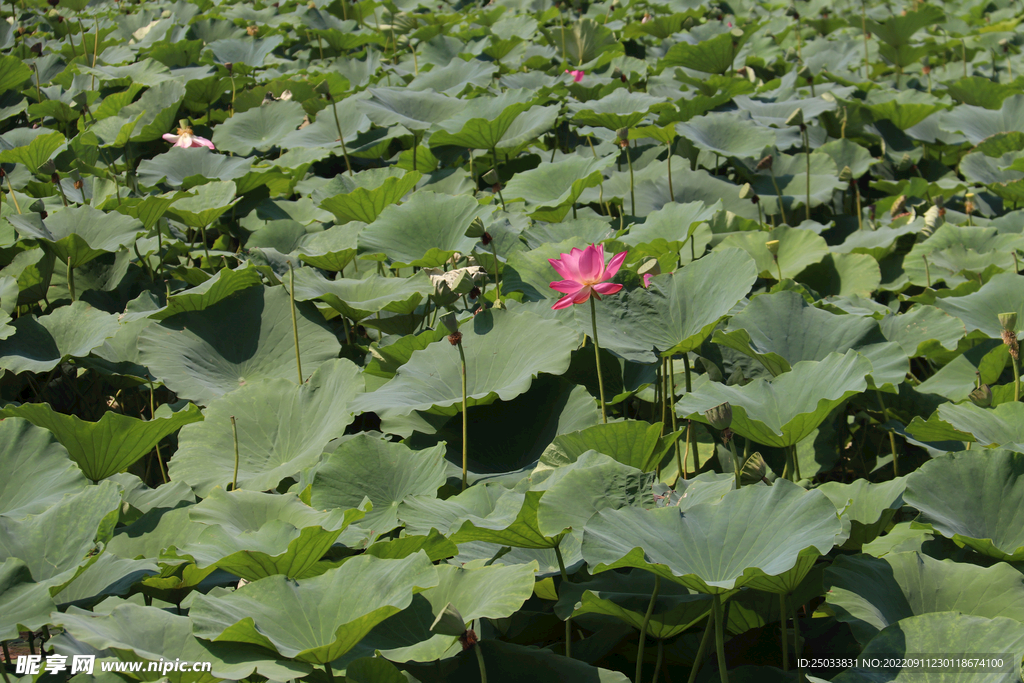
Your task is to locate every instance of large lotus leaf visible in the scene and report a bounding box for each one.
[818,477,907,550]
[747,151,844,215]
[502,155,615,222]
[170,489,364,580]
[938,94,1024,145]
[904,450,1024,561]
[568,90,663,130]
[831,613,1024,683]
[0,418,86,518]
[797,252,882,298]
[661,31,744,74]
[536,451,656,537]
[189,552,438,664]
[879,305,965,357]
[138,285,342,405]
[279,97,372,150]
[307,433,446,539]
[502,238,579,301]
[417,638,629,683]
[150,266,264,321]
[212,100,306,155]
[7,205,145,267]
[407,58,497,95]
[0,401,202,482]
[538,420,678,473]
[0,130,65,172]
[360,87,464,131]
[170,359,362,497]
[902,226,1022,288]
[0,300,118,374]
[207,35,283,66]
[933,272,1024,339]
[859,90,949,131]
[0,559,56,640]
[291,270,432,321]
[676,112,777,159]
[429,90,535,149]
[716,225,829,280]
[51,553,157,608]
[51,602,310,683]
[296,224,361,271]
[166,181,238,229]
[618,200,720,249]
[675,351,872,448]
[817,138,879,178]
[555,569,711,639]
[318,168,421,224]
[137,148,255,189]
[0,481,120,591]
[573,249,757,363]
[358,192,492,268]
[582,479,842,594]
[825,552,1024,646]
[355,308,576,418]
[733,95,837,127]
[933,401,1024,451]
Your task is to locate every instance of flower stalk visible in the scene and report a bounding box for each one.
[288,262,303,384]
[635,576,661,683]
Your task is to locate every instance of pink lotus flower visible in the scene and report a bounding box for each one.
[565,69,585,83]
[162,126,215,150]
[549,244,627,310]
[642,273,653,288]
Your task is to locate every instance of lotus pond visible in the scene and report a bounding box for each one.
[2,0,1024,680]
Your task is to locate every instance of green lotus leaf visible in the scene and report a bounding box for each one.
[7,205,145,267]
[933,401,1024,451]
[661,31,746,74]
[318,168,421,224]
[619,200,720,249]
[797,252,882,298]
[830,612,1024,683]
[938,94,1024,145]
[546,17,620,65]
[360,87,464,131]
[170,489,364,580]
[582,479,842,594]
[0,559,56,640]
[279,98,372,150]
[0,480,120,592]
[355,308,576,418]
[858,89,949,130]
[902,225,1022,287]
[407,58,497,95]
[568,89,663,130]
[358,192,492,268]
[825,552,1024,646]
[716,225,829,280]
[943,77,1019,111]
[0,401,202,482]
[212,101,306,155]
[676,112,777,159]
[494,104,560,150]
[539,420,678,473]
[170,359,362,497]
[0,418,87,518]
[536,451,656,537]
[961,151,1024,185]
[118,190,193,231]
[732,95,836,127]
[904,450,1024,561]
[138,285,343,405]
[189,552,438,664]
[307,433,446,540]
[0,301,118,374]
[879,305,965,357]
[0,130,65,172]
[137,147,255,189]
[555,569,711,639]
[933,272,1024,339]
[818,477,907,550]
[429,90,535,149]
[166,181,238,229]
[573,248,757,363]
[295,224,361,271]
[0,55,32,95]
[817,138,880,178]
[51,602,311,683]
[502,154,615,222]
[291,269,432,321]
[745,151,844,216]
[207,35,283,67]
[149,266,263,321]
[51,553,157,608]
[675,351,872,448]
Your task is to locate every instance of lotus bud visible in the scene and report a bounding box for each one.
[969,384,992,408]
[482,169,499,186]
[225,62,233,73]
[51,172,60,184]
[756,155,773,172]
[612,67,623,80]
[999,312,1017,332]
[430,602,467,637]
[785,108,804,127]
[440,312,459,335]
[740,452,770,485]
[765,239,780,256]
[838,165,853,183]
[705,402,732,430]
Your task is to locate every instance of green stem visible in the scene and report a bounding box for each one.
[713,594,729,683]
[652,639,664,683]
[67,257,75,301]
[230,415,239,491]
[803,129,811,222]
[590,296,607,423]
[458,341,468,490]
[626,144,636,217]
[875,389,898,477]
[683,354,697,473]
[669,356,682,479]
[288,262,303,384]
[1012,353,1020,402]
[667,141,675,202]
[780,593,788,671]
[490,242,501,302]
[328,100,353,175]
[473,644,488,683]
[324,661,335,683]
[791,599,804,683]
[150,381,167,484]
[769,170,788,225]
[555,542,573,659]
[687,614,715,683]
[635,576,661,683]
[199,224,212,267]
[4,173,21,214]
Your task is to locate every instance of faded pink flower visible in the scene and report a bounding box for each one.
[162,126,215,149]
[549,244,627,310]
[565,69,585,82]
[642,273,653,288]
[641,13,652,23]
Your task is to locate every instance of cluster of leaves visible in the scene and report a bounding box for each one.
[2,0,1024,680]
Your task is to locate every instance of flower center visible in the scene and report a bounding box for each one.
[176,126,194,136]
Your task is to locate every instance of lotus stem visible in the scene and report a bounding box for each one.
[667,141,675,202]
[1012,353,1020,402]
[474,643,488,683]
[780,593,788,671]
[653,640,664,683]
[457,338,468,490]
[875,390,899,476]
[636,576,661,683]
[854,181,863,231]
[3,172,21,214]
[324,661,335,683]
[687,613,714,683]
[713,594,729,683]
[3,639,12,667]
[328,99,353,175]
[860,0,869,79]
[229,415,241,491]
[199,223,212,266]
[491,242,501,302]
[555,542,573,659]
[769,169,788,225]
[802,127,811,222]
[65,256,75,301]
[684,354,698,475]
[412,131,419,172]
[287,262,303,384]
[626,144,636,217]
[590,296,608,423]
[669,356,682,479]
[150,381,167,484]
[791,599,804,683]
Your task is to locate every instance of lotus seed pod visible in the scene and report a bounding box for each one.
[430,602,467,637]
[785,108,804,127]
[999,312,1018,332]
[616,127,629,141]
[440,313,459,335]
[482,169,500,186]
[638,258,660,277]
[740,452,770,485]
[969,384,992,408]
[738,183,755,199]
[765,239,780,256]
[838,166,853,183]
[705,402,733,430]
[756,155,773,172]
